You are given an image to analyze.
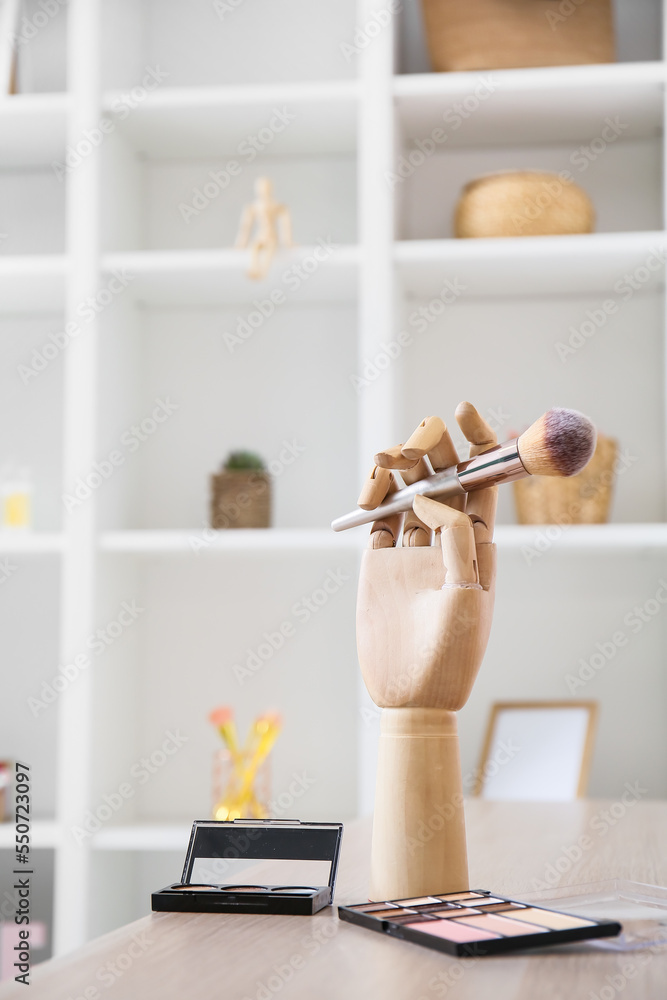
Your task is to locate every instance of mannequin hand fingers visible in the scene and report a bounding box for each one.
[358,465,394,511]
[455,401,499,538]
[412,495,480,586]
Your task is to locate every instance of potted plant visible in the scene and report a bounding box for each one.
[210,451,271,529]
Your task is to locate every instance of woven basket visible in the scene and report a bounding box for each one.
[421,0,615,72]
[210,471,271,529]
[454,172,595,239]
[513,434,617,525]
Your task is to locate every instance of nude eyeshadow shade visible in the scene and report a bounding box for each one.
[338,890,622,957]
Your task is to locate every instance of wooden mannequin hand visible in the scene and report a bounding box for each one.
[357,402,498,711]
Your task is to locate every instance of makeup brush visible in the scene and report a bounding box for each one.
[331,408,596,532]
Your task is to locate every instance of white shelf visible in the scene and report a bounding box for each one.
[0,532,64,553]
[0,94,69,167]
[495,524,667,552]
[98,525,667,555]
[99,528,367,553]
[103,81,359,158]
[395,62,664,147]
[91,824,192,851]
[0,256,67,312]
[102,247,359,304]
[0,820,62,849]
[395,231,666,298]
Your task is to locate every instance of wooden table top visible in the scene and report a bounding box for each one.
[5,799,667,1000]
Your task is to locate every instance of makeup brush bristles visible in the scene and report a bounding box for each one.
[518,408,596,477]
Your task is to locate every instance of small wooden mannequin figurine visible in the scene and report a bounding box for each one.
[357,402,499,901]
[235,177,293,280]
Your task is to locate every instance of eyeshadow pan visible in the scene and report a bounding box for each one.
[388,914,437,925]
[222,885,267,893]
[500,907,596,931]
[474,902,526,913]
[454,914,549,937]
[378,908,418,918]
[434,907,482,918]
[348,903,399,913]
[416,903,467,914]
[436,892,485,902]
[393,896,441,906]
[405,919,500,943]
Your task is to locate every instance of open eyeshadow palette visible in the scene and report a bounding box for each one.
[152,819,343,915]
[338,889,622,956]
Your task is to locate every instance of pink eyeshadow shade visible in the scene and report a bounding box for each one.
[406,919,500,943]
[454,914,549,937]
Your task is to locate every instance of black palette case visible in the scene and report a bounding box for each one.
[152,819,343,915]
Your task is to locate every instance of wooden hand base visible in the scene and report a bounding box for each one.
[370,708,469,901]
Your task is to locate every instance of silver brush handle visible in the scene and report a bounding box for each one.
[331,440,525,532]
[331,472,463,532]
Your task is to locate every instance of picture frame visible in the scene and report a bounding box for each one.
[473,700,599,801]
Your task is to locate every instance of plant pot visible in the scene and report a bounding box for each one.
[210,470,271,529]
[454,172,595,238]
[513,434,617,525]
[421,0,615,72]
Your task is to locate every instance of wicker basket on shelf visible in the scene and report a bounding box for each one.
[421,0,615,72]
[454,172,595,239]
[513,434,617,525]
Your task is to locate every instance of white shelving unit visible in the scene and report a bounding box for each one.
[2,0,667,958]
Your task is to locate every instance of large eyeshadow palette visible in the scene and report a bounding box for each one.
[152,819,343,915]
[338,890,622,956]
